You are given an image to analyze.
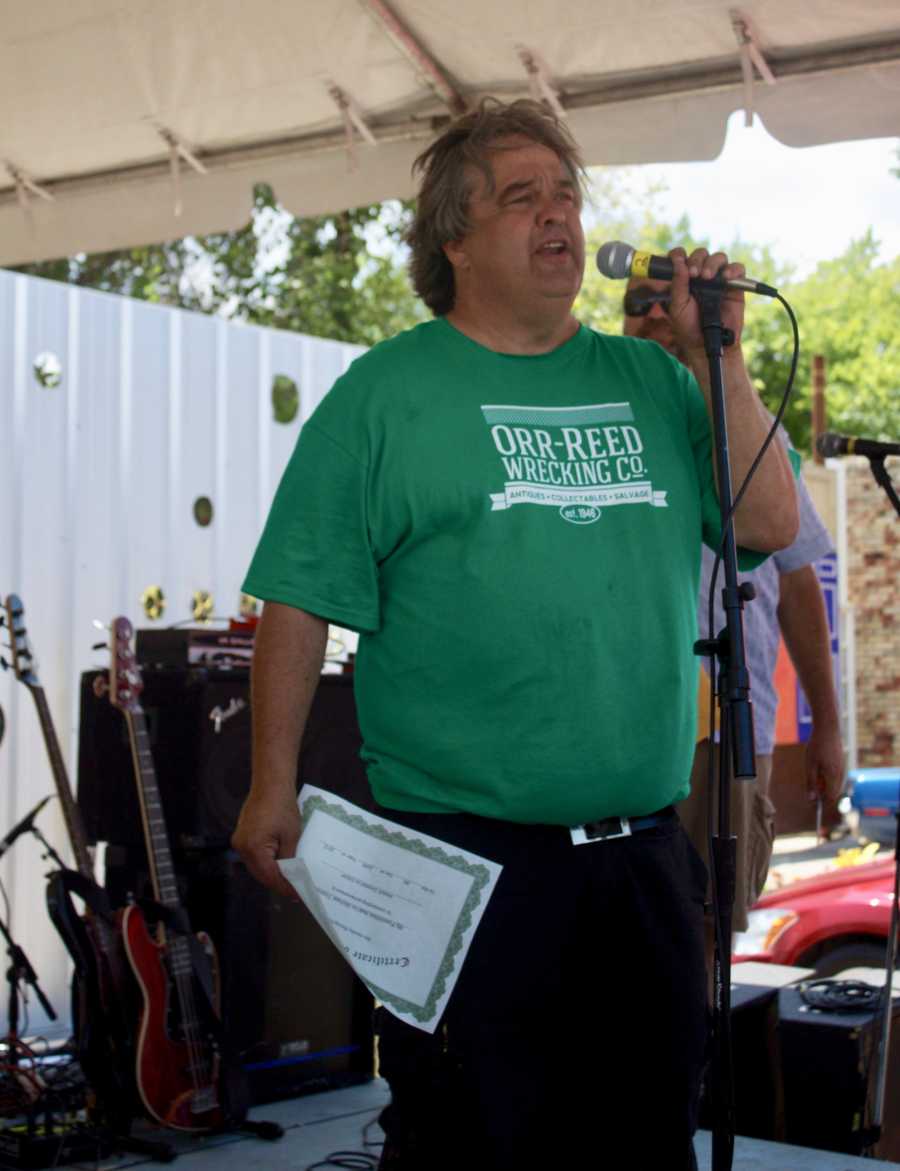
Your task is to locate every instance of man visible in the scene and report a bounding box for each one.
[622,276,843,949]
[233,99,798,1170]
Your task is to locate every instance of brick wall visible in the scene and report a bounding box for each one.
[846,456,900,765]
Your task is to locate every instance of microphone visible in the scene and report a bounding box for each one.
[596,240,778,297]
[816,432,900,460]
[0,795,53,861]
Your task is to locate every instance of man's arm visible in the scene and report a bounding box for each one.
[692,351,798,553]
[231,601,328,899]
[668,248,799,553]
[777,565,845,811]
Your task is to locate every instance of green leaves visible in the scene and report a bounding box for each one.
[11,184,425,346]
[748,232,900,451]
[9,172,898,456]
[577,171,897,455]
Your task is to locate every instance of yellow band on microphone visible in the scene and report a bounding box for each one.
[632,250,652,278]
[847,437,857,454]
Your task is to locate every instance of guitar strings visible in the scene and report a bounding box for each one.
[129,715,216,1113]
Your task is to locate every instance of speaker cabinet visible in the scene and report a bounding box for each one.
[779,985,900,1160]
[105,846,375,1103]
[77,670,371,849]
[78,668,254,848]
[83,669,376,1102]
[698,983,784,1141]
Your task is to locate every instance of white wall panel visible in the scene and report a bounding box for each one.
[0,269,365,1038]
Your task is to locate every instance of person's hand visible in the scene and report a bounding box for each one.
[232,785,303,901]
[667,246,747,361]
[804,722,845,836]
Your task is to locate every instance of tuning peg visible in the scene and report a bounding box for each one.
[91,641,108,651]
[0,657,8,671]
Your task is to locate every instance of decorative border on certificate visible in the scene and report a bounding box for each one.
[280,785,502,1033]
[302,792,495,1023]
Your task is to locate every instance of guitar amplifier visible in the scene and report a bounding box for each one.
[78,668,254,849]
[77,671,371,849]
[85,671,377,1104]
[697,982,784,1141]
[103,846,375,1104]
[135,627,255,670]
[778,984,900,1160]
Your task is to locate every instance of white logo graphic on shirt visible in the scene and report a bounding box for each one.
[481,403,668,523]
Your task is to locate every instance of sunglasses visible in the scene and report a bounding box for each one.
[623,287,671,317]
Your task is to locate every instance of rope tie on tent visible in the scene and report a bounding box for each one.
[4,162,54,216]
[517,46,567,120]
[327,83,376,172]
[730,8,776,126]
[155,125,208,217]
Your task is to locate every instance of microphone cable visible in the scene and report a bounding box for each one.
[798,978,883,1013]
[702,291,801,799]
[701,291,800,1171]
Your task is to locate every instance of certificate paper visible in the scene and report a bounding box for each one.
[279,785,502,1033]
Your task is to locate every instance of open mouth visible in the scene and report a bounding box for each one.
[537,240,568,257]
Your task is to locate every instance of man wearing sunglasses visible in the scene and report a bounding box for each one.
[623,274,844,963]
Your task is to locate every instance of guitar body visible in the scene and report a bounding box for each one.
[121,904,224,1132]
[3,597,143,1127]
[46,872,138,1128]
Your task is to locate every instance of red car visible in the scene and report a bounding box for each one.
[733,856,897,976]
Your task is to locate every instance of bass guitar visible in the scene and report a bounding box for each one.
[1,593,136,1124]
[108,615,229,1131]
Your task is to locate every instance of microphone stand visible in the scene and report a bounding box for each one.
[858,454,900,1157]
[0,823,61,1063]
[866,455,900,519]
[0,914,56,1062]
[691,281,757,1171]
[27,824,67,873]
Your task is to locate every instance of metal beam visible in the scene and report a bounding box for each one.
[357,0,467,116]
[2,31,898,206]
[517,46,567,120]
[561,32,900,112]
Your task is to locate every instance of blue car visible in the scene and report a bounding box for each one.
[845,767,900,845]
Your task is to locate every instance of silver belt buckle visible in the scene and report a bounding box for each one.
[570,816,633,845]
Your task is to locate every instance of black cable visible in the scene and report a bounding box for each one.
[304,1111,385,1171]
[362,1112,384,1151]
[304,1153,380,1170]
[701,292,800,1171]
[703,290,801,906]
[799,978,883,1013]
[704,293,800,685]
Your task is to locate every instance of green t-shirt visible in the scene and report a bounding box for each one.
[244,318,761,826]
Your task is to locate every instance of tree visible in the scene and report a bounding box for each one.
[11,184,427,346]
[576,186,900,454]
[11,174,897,453]
[747,232,900,450]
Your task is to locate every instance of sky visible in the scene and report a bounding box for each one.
[611,111,899,279]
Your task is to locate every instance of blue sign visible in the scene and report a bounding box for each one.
[796,552,840,743]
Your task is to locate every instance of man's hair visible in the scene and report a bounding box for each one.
[407,98,587,316]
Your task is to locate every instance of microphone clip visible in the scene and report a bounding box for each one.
[691,280,735,356]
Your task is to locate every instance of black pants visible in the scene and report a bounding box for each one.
[375,807,708,1170]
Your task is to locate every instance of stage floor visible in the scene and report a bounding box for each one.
[32,1079,900,1171]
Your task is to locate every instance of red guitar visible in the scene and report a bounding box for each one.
[2,593,136,1123]
[108,616,225,1131]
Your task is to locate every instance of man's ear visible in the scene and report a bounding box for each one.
[442,238,469,272]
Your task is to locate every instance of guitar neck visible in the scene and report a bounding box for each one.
[124,708,217,1100]
[125,710,181,910]
[28,685,94,880]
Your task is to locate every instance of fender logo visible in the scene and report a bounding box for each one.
[209,697,247,733]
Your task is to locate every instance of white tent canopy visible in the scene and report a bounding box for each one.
[2,0,899,265]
